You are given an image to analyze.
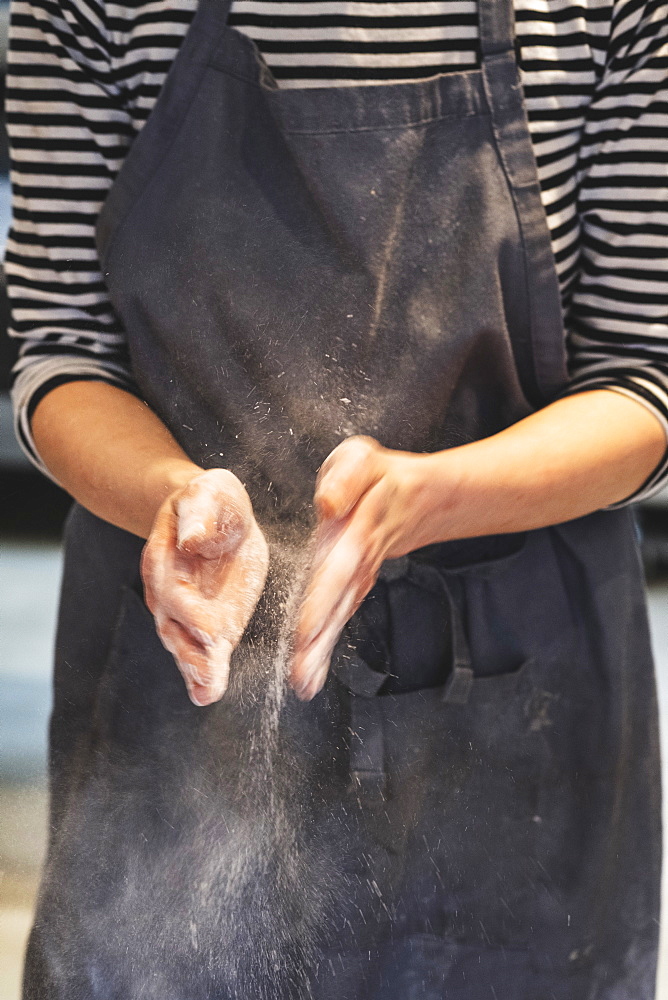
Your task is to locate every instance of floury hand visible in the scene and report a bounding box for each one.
[141,468,269,705]
[290,436,433,701]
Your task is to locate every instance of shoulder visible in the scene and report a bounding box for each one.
[104,0,197,48]
[11,0,197,58]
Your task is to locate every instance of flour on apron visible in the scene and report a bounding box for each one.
[23,0,661,996]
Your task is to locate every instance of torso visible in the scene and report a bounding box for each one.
[110,0,612,308]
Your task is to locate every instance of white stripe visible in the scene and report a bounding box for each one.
[584,224,668,251]
[230,25,477,41]
[574,301,668,321]
[571,315,668,337]
[6,0,668,497]
[265,50,476,66]
[578,273,668,295]
[232,2,478,15]
[4,240,102,262]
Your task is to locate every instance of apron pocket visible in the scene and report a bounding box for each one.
[335,658,547,951]
[339,532,533,696]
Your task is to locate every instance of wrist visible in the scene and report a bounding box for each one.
[142,457,204,528]
[395,449,466,553]
[416,441,526,542]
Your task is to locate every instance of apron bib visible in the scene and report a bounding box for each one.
[24,0,661,997]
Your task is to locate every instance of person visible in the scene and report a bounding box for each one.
[6,0,668,995]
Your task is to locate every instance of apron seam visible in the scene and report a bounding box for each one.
[270,112,488,136]
[100,71,210,276]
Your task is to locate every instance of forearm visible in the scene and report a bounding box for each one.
[410,390,667,547]
[32,381,202,538]
[280,389,666,697]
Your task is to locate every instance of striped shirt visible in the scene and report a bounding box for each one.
[6,0,668,501]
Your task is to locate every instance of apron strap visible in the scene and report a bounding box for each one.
[198,0,235,21]
[335,650,389,697]
[404,562,474,704]
[334,562,475,800]
[332,648,388,798]
[349,696,387,800]
[478,0,564,406]
[335,560,475,703]
[478,0,516,58]
[441,582,474,705]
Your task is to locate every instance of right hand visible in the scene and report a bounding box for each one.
[141,468,269,705]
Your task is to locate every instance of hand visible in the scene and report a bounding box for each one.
[291,436,432,701]
[141,468,269,705]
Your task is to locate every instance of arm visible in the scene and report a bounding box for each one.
[8,1,267,705]
[6,0,142,473]
[291,390,664,700]
[32,381,201,538]
[410,390,665,541]
[292,0,668,698]
[32,381,269,707]
[557,0,668,501]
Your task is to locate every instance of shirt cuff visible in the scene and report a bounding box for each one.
[11,358,139,483]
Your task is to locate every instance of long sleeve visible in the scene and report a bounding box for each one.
[6,0,138,478]
[7,0,668,504]
[563,0,668,502]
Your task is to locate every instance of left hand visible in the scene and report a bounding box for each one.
[290,436,432,700]
[289,391,668,702]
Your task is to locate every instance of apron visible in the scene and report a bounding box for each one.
[24,0,662,996]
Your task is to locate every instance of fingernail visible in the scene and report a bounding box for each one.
[187,678,227,706]
[293,650,329,701]
[315,493,337,521]
[210,640,232,695]
[177,518,207,547]
[295,666,328,702]
[212,677,228,701]
[187,683,209,707]
[210,637,232,669]
[297,647,321,681]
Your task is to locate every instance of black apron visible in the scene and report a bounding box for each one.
[24,0,662,996]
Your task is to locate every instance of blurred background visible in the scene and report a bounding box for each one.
[1,0,668,994]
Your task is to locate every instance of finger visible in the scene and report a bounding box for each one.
[186,636,233,705]
[154,614,210,678]
[292,562,371,695]
[292,483,388,697]
[141,505,180,613]
[169,535,270,657]
[143,529,219,641]
[296,484,385,648]
[158,570,227,641]
[213,522,270,623]
[173,537,268,644]
[156,615,233,705]
[291,588,360,700]
[146,516,269,673]
[176,470,251,557]
[291,537,375,699]
[294,532,362,648]
[315,436,382,522]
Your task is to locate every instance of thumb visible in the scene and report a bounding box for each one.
[315,436,383,521]
[176,469,250,557]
